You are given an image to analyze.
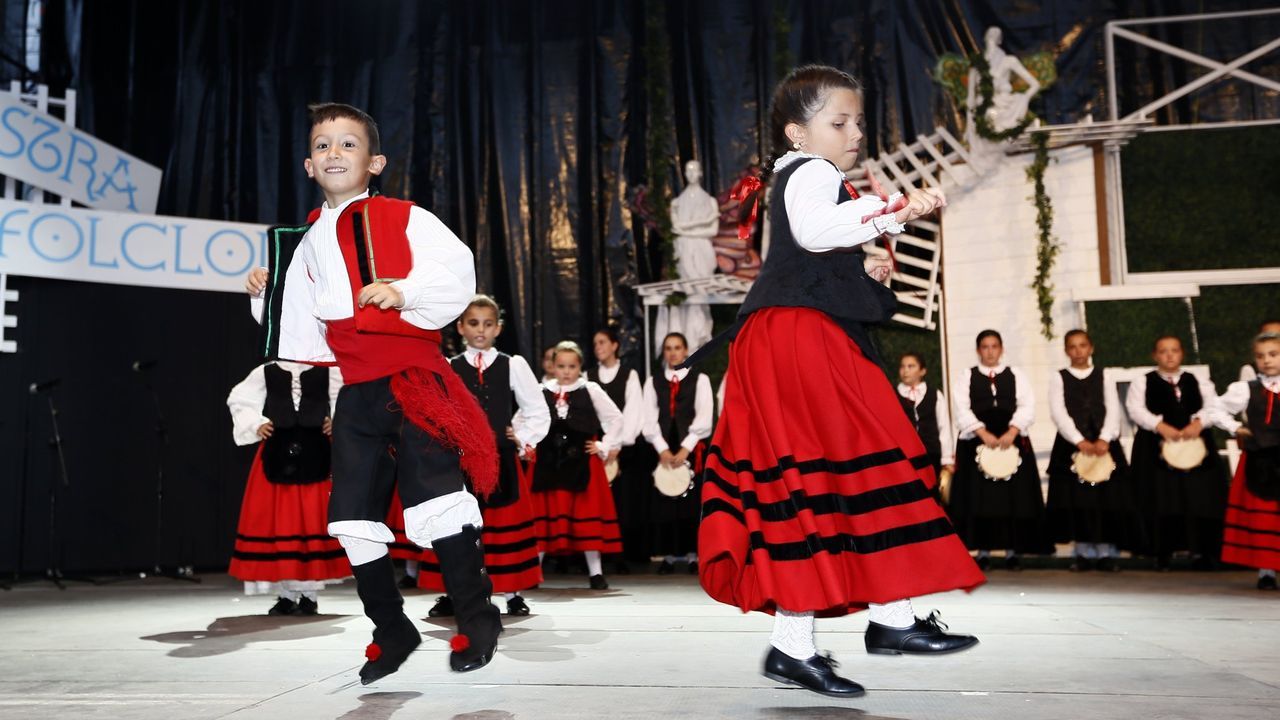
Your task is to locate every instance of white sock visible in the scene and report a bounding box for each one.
[585,551,603,577]
[975,550,990,560]
[337,536,389,566]
[1076,542,1098,559]
[1099,544,1117,559]
[867,598,916,629]
[405,559,419,578]
[686,552,698,563]
[503,592,517,601]
[302,591,318,602]
[663,555,679,564]
[539,551,545,562]
[279,588,300,602]
[1260,569,1276,579]
[1006,550,1017,559]
[771,609,817,660]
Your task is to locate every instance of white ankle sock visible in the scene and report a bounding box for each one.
[585,551,603,577]
[503,592,517,601]
[404,559,419,578]
[771,609,817,660]
[279,589,300,602]
[867,598,915,629]
[663,555,678,564]
[1260,569,1276,579]
[302,591,318,602]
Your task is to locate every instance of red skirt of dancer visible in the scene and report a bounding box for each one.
[531,454,624,555]
[417,459,544,593]
[228,446,350,583]
[1222,453,1280,570]
[699,307,986,617]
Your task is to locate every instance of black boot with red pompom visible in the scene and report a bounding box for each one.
[352,554,422,685]
[435,525,503,672]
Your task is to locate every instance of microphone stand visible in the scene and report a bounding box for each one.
[137,369,199,583]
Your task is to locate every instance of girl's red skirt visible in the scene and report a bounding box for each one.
[1221,453,1280,570]
[531,454,623,555]
[699,307,985,617]
[228,446,349,583]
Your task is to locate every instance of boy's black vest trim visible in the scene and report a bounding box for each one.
[1061,368,1106,441]
[969,367,1017,435]
[450,353,516,452]
[1143,371,1202,429]
[900,385,941,460]
[651,370,706,451]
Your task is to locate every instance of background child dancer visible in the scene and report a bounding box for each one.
[948,330,1049,570]
[1124,335,1229,570]
[528,341,625,589]
[696,65,980,699]
[896,352,954,479]
[417,295,550,616]
[245,103,500,682]
[586,327,647,574]
[1045,330,1132,572]
[1214,331,1280,589]
[226,361,348,615]
[641,332,714,574]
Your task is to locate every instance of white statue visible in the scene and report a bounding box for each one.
[964,27,1042,170]
[655,160,720,353]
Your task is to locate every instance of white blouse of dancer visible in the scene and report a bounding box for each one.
[460,346,551,457]
[227,361,343,446]
[1212,374,1280,434]
[640,366,715,454]
[588,362,645,447]
[952,363,1035,439]
[1123,370,1221,432]
[1048,366,1121,445]
[896,382,955,466]
[515,378,625,460]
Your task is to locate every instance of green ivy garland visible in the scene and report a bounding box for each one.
[968,52,1036,142]
[1026,132,1060,340]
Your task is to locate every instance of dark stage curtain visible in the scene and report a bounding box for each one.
[1,0,1273,573]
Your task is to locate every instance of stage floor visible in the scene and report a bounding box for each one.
[0,569,1276,719]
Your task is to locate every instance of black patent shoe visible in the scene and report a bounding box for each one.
[1069,557,1094,572]
[1258,575,1278,591]
[398,574,420,590]
[359,618,422,685]
[427,596,455,617]
[1004,555,1022,572]
[589,574,610,590]
[975,555,990,571]
[506,596,531,615]
[762,647,865,698]
[1095,556,1120,573]
[267,597,298,616]
[865,611,979,656]
[656,560,675,575]
[294,596,319,616]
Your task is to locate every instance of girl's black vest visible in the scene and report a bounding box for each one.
[900,384,941,460]
[449,353,516,455]
[261,364,331,484]
[1243,380,1280,500]
[591,363,633,414]
[533,387,602,493]
[1143,371,1202,429]
[651,370,706,451]
[1061,368,1106,441]
[969,367,1017,435]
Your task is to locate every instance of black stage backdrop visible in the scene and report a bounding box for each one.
[1,0,1273,574]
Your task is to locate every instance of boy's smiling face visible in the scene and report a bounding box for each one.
[304,117,386,206]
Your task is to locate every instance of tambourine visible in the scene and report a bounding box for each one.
[1071,451,1116,485]
[653,462,695,497]
[1161,437,1207,470]
[604,457,620,484]
[976,445,1021,481]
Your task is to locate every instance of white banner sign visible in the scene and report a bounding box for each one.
[0,91,163,213]
[0,199,269,293]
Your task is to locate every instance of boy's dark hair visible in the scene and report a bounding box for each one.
[899,352,927,370]
[462,294,503,322]
[307,102,381,155]
[976,329,1003,348]
[1153,334,1183,351]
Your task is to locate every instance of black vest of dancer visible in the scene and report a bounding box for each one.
[1062,369,1106,441]
[738,158,897,327]
[969,367,1017,434]
[450,354,516,452]
[900,385,941,460]
[651,370,705,451]
[1143,371,1202,429]
[534,387,602,493]
[260,365,331,484]
[1244,380,1280,500]
[593,363,632,415]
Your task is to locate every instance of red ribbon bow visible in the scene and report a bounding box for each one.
[731,175,764,241]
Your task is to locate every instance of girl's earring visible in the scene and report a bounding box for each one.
[794,140,804,150]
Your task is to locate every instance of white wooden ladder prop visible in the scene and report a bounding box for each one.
[0,82,77,353]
